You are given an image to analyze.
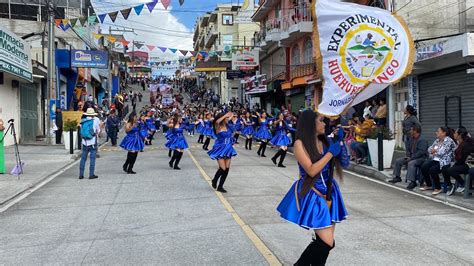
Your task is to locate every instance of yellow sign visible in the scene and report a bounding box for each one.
[62,111,83,127]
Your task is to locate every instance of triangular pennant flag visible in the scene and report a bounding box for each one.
[217,51,223,56]
[93,33,103,40]
[79,17,87,26]
[70,18,78,27]
[169,48,177,54]
[120,8,132,20]
[108,11,119,22]
[134,4,145,15]
[59,23,71,32]
[106,36,117,43]
[146,0,158,12]
[161,62,165,66]
[98,14,107,23]
[121,40,130,46]
[158,47,167,53]
[62,19,70,26]
[146,45,156,51]
[88,15,98,24]
[134,42,144,49]
[179,0,184,6]
[190,51,196,56]
[166,61,171,65]
[179,50,188,56]
[173,60,177,64]
[55,19,62,27]
[161,0,171,10]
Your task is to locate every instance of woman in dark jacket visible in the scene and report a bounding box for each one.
[444,127,474,195]
[402,105,421,152]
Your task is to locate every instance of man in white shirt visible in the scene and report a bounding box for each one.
[79,108,101,179]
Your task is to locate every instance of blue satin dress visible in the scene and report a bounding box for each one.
[277,145,349,229]
[196,120,204,134]
[165,125,189,150]
[145,118,156,131]
[254,119,272,140]
[207,130,238,160]
[202,120,215,138]
[242,119,254,136]
[120,126,145,152]
[270,122,294,147]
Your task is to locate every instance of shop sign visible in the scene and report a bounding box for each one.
[226,69,256,79]
[71,50,109,68]
[407,76,418,110]
[232,49,259,70]
[416,41,446,62]
[0,27,33,81]
[244,74,266,94]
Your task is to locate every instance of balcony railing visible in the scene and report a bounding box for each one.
[289,62,315,80]
[205,24,218,47]
[281,4,313,32]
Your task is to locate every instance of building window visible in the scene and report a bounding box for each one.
[222,14,233,25]
[303,39,312,63]
[291,44,300,65]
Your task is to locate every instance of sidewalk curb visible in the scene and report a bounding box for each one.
[0,141,109,212]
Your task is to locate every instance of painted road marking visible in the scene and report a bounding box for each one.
[187,150,282,266]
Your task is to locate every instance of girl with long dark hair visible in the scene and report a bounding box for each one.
[208,112,237,193]
[120,112,146,174]
[202,113,215,150]
[254,112,273,157]
[270,112,295,168]
[165,114,189,170]
[196,113,205,143]
[242,111,255,150]
[230,113,243,144]
[277,110,349,265]
[444,126,474,195]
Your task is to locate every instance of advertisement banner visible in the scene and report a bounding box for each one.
[232,49,259,70]
[235,0,255,24]
[71,50,109,68]
[313,0,414,117]
[0,27,33,82]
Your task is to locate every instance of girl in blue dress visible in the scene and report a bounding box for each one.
[144,111,157,145]
[208,112,237,193]
[202,113,215,151]
[196,113,205,144]
[166,115,189,170]
[230,114,243,144]
[276,110,349,265]
[270,113,295,168]
[254,112,273,157]
[120,112,146,174]
[165,118,174,157]
[242,112,255,150]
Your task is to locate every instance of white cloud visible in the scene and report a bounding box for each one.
[91,0,193,61]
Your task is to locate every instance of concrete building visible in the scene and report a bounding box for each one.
[0,0,101,145]
[193,3,260,104]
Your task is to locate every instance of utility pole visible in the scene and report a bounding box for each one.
[46,0,55,145]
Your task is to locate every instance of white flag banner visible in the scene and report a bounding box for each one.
[313,0,414,117]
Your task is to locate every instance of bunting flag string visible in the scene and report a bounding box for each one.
[146,0,159,12]
[108,11,119,22]
[146,45,156,51]
[134,4,145,15]
[120,8,132,20]
[162,0,171,10]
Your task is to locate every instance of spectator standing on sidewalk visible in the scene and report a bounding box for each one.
[106,109,120,146]
[375,99,387,126]
[388,125,428,189]
[444,127,474,195]
[402,105,420,152]
[419,126,456,195]
[79,108,100,180]
[55,108,63,144]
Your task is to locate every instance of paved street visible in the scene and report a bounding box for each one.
[0,129,472,265]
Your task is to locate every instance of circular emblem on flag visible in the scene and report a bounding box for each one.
[339,24,394,84]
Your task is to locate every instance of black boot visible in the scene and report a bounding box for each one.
[174,151,183,170]
[198,134,204,143]
[217,169,229,193]
[278,150,287,168]
[127,153,138,174]
[212,168,224,189]
[123,152,132,173]
[261,141,267,157]
[257,144,262,156]
[168,149,172,157]
[234,133,240,144]
[169,150,178,168]
[311,236,334,266]
[272,150,282,165]
[249,138,252,150]
[245,138,249,150]
[203,138,211,150]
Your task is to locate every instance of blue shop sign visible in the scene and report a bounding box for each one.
[71,50,109,68]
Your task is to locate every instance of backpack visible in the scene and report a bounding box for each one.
[80,119,95,140]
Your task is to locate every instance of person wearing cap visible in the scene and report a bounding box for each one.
[79,108,100,180]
